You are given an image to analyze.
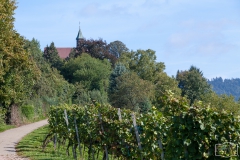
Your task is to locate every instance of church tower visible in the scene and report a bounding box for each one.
[76,24,84,47]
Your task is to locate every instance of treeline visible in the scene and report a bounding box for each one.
[0,0,73,125]
[208,77,240,101]
[44,41,180,113]
[43,39,240,115]
[1,0,240,126]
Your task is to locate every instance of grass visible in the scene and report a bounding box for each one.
[0,124,15,132]
[17,125,76,160]
[0,110,46,133]
[16,125,106,160]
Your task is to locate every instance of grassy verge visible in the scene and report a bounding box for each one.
[0,124,15,132]
[17,125,76,160]
[0,116,46,133]
[17,125,106,160]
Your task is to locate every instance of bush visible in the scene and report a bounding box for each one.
[0,107,6,125]
[21,105,34,119]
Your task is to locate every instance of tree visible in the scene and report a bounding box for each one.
[110,72,155,113]
[0,0,38,107]
[43,42,63,70]
[154,72,181,108]
[176,66,211,105]
[200,91,240,114]
[118,49,181,108]
[0,1,41,123]
[24,39,75,106]
[73,83,108,105]
[108,63,128,94]
[63,53,112,93]
[70,38,117,65]
[118,49,165,82]
[108,40,129,58]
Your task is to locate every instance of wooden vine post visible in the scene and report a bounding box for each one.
[73,112,83,159]
[117,108,122,121]
[156,120,164,159]
[84,108,93,159]
[131,113,143,160]
[54,111,58,150]
[64,109,69,127]
[64,109,77,159]
[158,139,165,159]
[98,112,109,160]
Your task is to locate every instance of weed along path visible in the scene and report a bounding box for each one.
[0,119,48,160]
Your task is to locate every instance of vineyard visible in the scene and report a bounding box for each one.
[44,93,240,159]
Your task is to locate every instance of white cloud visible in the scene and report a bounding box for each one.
[164,16,240,55]
[81,3,99,16]
[198,42,235,55]
[167,32,193,48]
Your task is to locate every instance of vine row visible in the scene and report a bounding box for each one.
[44,94,240,159]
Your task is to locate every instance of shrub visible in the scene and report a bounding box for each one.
[21,105,34,119]
[0,108,6,125]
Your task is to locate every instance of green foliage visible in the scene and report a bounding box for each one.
[87,90,108,104]
[21,105,34,119]
[24,38,42,61]
[108,40,129,58]
[0,124,14,133]
[159,90,189,116]
[176,66,211,105]
[109,63,128,95]
[118,49,165,82]
[45,103,166,159]
[25,39,74,103]
[63,53,112,93]
[73,88,108,105]
[160,91,240,159]
[43,42,63,70]
[17,126,77,160]
[166,107,240,159]
[46,94,240,159]
[22,39,75,121]
[0,107,6,125]
[201,91,240,115]
[117,49,180,110]
[0,0,38,107]
[24,98,45,119]
[154,72,181,109]
[110,72,155,112]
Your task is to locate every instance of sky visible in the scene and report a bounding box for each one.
[14,0,240,80]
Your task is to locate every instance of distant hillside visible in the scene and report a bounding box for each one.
[208,77,240,101]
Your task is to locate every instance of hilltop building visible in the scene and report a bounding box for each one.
[56,26,84,59]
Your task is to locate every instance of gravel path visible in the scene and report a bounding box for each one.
[0,119,48,160]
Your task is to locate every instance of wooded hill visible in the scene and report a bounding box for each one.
[208,77,240,101]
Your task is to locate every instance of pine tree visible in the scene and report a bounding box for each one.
[109,63,128,94]
[44,42,63,70]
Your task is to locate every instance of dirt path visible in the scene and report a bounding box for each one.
[0,119,48,160]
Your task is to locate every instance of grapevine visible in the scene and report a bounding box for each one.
[44,92,240,159]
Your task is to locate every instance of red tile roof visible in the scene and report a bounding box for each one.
[56,48,72,59]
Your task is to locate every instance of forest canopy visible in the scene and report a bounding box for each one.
[208,77,240,101]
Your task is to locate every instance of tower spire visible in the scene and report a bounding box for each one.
[76,22,84,47]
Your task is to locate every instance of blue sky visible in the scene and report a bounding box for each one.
[14,0,240,80]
